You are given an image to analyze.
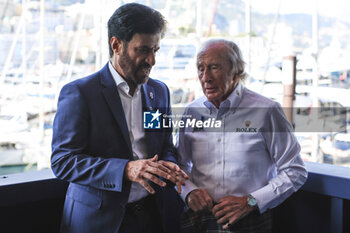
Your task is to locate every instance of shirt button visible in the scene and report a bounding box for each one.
[217,161,222,165]
[218,138,221,142]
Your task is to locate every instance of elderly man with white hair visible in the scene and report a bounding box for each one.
[177,39,307,233]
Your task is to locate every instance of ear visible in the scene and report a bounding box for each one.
[232,75,240,86]
[230,72,235,81]
[110,36,123,55]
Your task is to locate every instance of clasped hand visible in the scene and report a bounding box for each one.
[125,155,189,194]
[187,189,255,230]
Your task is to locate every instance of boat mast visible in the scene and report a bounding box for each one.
[245,0,251,83]
[196,0,202,40]
[67,3,86,82]
[311,0,320,162]
[206,0,219,37]
[39,0,45,141]
[22,0,27,82]
[0,15,24,84]
[262,0,281,92]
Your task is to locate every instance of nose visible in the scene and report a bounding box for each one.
[200,67,212,83]
[145,51,156,66]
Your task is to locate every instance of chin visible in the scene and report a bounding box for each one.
[206,93,217,100]
[205,96,213,102]
[135,75,149,84]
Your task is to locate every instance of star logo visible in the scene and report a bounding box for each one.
[150,109,161,122]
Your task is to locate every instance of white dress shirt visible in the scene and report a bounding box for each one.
[108,62,149,203]
[177,82,308,213]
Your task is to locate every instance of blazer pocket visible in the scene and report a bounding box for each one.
[67,186,102,209]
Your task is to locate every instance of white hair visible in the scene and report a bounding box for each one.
[197,38,247,81]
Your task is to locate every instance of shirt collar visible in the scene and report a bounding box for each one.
[204,82,243,112]
[108,61,141,95]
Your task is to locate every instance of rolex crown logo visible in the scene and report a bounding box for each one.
[245,120,251,127]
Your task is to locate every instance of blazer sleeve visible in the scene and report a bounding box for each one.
[51,83,129,192]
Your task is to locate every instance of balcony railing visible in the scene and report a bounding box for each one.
[0,162,350,233]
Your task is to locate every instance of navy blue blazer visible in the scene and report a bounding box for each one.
[51,63,184,233]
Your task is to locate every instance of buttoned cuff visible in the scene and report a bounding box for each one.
[250,185,275,214]
[177,179,199,202]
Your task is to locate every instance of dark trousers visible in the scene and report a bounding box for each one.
[118,195,163,233]
[181,209,272,233]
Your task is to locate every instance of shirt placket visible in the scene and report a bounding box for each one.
[123,90,135,160]
[220,115,225,197]
[223,111,234,197]
[213,112,225,200]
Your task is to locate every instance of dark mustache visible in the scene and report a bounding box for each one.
[138,63,151,70]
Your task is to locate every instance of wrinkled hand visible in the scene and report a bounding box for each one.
[157,160,189,194]
[212,195,255,230]
[186,188,214,212]
[125,155,188,194]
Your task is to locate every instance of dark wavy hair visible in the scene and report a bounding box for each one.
[107,3,167,57]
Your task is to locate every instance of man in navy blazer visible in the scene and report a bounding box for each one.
[51,3,187,233]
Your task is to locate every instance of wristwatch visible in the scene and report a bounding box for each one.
[247,194,258,208]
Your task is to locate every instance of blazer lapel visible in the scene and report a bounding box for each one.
[141,84,154,112]
[141,84,158,157]
[99,63,132,155]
